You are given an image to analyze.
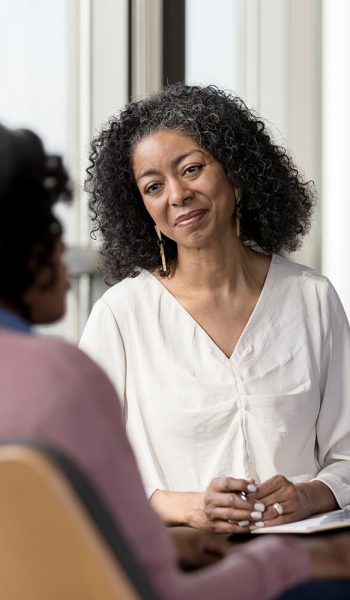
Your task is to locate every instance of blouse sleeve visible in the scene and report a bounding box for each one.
[80,296,167,499]
[79,298,127,415]
[314,280,350,507]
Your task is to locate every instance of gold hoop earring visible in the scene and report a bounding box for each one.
[235,189,242,237]
[155,225,170,277]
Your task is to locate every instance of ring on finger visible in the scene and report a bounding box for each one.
[273,502,284,516]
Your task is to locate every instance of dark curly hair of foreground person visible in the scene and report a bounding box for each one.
[86,83,315,283]
[0,124,71,318]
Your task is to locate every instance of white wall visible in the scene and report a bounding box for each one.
[186,0,238,92]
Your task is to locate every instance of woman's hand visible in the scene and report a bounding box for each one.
[150,477,337,532]
[254,476,338,528]
[169,526,232,570]
[150,479,264,531]
[203,476,264,533]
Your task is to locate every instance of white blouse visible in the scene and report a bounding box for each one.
[80,255,350,506]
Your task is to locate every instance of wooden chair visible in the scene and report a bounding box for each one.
[0,441,159,600]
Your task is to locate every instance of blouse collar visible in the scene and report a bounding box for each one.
[0,308,32,334]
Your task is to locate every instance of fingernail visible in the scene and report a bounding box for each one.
[247,483,257,493]
[237,520,250,527]
[250,511,262,520]
[254,521,264,528]
[249,524,257,531]
[254,502,265,512]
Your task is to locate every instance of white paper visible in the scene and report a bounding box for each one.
[253,506,350,534]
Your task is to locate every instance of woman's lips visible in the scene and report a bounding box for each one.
[174,209,207,227]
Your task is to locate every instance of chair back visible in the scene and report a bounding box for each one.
[0,443,159,600]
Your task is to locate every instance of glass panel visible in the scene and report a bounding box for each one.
[185,0,239,92]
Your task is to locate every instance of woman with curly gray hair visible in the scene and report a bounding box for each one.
[80,83,350,534]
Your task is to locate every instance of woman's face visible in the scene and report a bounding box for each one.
[132,129,239,249]
[22,239,70,324]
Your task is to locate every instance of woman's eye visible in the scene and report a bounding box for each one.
[183,164,202,175]
[145,182,161,194]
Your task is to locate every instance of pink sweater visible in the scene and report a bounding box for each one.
[0,328,311,600]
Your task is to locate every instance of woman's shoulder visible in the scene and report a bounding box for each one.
[272,254,343,313]
[98,270,159,312]
[273,254,330,286]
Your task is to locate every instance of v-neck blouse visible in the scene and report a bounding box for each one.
[150,253,274,362]
[80,255,350,506]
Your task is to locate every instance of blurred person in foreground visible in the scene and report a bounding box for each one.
[80,83,350,533]
[1,122,350,600]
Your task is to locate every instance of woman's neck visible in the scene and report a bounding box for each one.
[172,239,264,294]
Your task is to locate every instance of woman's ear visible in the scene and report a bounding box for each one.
[228,175,241,201]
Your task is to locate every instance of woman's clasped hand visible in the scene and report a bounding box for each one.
[203,475,336,532]
[203,477,263,533]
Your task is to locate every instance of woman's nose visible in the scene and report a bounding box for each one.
[167,178,193,206]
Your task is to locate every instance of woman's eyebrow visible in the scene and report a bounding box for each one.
[173,149,205,166]
[136,149,205,181]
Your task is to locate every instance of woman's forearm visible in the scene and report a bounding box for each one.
[296,480,338,516]
[150,489,207,528]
